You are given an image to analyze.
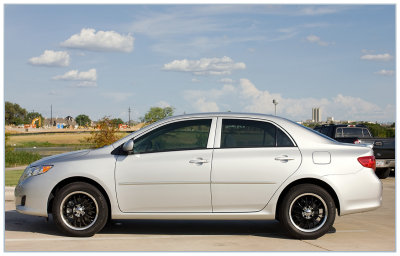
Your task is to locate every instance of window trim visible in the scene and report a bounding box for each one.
[214,117,297,149]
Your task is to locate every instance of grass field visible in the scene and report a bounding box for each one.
[5,150,42,167]
[5,169,24,186]
[7,132,128,147]
[7,133,92,147]
[5,131,129,167]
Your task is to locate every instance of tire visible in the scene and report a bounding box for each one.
[278,184,336,240]
[376,168,390,179]
[52,182,109,237]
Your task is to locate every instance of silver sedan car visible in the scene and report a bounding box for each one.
[15,113,382,239]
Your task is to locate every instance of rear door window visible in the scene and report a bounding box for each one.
[221,119,295,148]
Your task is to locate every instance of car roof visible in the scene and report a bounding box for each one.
[162,112,283,122]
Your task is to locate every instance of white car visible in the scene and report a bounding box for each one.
[15,113,382,239]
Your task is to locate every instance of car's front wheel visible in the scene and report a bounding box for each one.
[279,184,336,239]
[52,182,108,237]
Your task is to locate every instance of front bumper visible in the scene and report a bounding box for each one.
[14,175,52,217]
[323,168,382,216]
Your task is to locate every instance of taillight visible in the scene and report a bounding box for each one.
[354,139,361,144]
[358,156,376,171]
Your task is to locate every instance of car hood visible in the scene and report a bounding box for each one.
[28,149,91,166]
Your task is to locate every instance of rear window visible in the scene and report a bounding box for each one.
[336,127,372,138]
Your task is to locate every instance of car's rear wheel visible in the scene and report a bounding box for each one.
[279,184,336,239]
[376,168,390,179]
[52,182,108,237]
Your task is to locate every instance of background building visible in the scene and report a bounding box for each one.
[312,108,321,123]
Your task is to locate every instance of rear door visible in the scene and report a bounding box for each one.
[211,118,301,212]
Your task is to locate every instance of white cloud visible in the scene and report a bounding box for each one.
[298,6,347,16]
[192,98,220,112]
[181,78,394,121]
[191,78,200,83]
[28,50,70,67]
[306,35,331,46]
[102,92,133,101]
[162,56,245,75]
[374,69,395,76]
[184,84,236,112]
[61,28,134,52]
[53,68,97,82]
[361,53,393,61]
[219,78,235,84]
[238,78,392,121]
[332,94,380,115]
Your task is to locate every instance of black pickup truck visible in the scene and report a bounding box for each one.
[314,124,395,179]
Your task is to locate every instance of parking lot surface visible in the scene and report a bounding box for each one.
[4,177,395,251]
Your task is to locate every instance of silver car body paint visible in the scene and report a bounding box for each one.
[15,113,382,220]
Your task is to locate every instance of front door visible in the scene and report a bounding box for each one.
[115,118,215,212]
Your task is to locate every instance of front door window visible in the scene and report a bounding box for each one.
[134,119,212,154]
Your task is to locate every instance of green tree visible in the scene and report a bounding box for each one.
[361,122,395,138]
[111,118,124,127]
[141,106,174,124]
[86,117,122,148]
[75,114,92,127]
[5,102,27,125]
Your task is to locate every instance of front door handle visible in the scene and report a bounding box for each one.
[189,158,209,165]
[274,155,295,162]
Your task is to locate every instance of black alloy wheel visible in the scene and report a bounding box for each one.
[52,182,108,237]
[279,184,336,240]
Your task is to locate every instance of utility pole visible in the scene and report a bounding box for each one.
[128,107,131,127]
[50,105,52,127]
[273,99,278,116]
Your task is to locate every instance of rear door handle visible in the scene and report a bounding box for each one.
[274,155,295,162]
[189,158,209,165]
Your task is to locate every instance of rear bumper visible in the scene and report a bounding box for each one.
[323,168,382,216]
[376,159,395,169]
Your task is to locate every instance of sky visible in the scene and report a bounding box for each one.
[4,4,396,122]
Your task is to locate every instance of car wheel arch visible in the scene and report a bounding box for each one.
[275,178,341,220]
[47,176,111,220]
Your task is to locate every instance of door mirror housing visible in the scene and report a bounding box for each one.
[122,140,134,153]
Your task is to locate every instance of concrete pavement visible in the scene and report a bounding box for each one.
[4,177,395,251]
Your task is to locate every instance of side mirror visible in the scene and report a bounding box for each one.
[122,140,134,153]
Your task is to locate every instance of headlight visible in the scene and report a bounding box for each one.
[18,165,53,183]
